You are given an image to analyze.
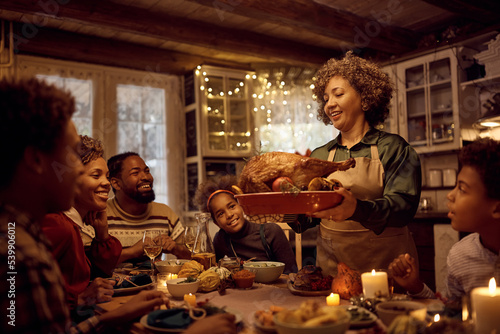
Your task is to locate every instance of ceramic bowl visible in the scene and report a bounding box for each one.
[233,269,256,289]
[375,301,427,327]
[274,306,351,334]
[155,259,190,274]
[166,278,200,299]
[243,261,285,283]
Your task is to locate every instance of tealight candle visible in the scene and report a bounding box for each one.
[184,293,196,307]
[361,269,390,298]
[326,293,340,306]
[471,278,500,334]
[156,274,168,292]
[166,273,178,280]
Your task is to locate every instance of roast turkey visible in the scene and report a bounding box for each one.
[236,152,355,193]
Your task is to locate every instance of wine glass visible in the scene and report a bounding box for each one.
[143,230,162,279]
[184,224,197,253]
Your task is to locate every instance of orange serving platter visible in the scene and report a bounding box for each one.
[235,191,343,215]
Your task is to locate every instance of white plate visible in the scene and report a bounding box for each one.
[113,282,154,295]
[140,307,243,333]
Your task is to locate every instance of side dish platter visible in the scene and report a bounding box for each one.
[235,191,343,215]
[287,280,331,296]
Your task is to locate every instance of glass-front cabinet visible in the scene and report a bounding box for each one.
[183,65,254,214]
[198,66,254,157]
[397,49,460,153]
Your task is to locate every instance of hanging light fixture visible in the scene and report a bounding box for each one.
[475,93,500,128]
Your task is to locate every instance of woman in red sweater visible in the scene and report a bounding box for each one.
[41,135,122,311]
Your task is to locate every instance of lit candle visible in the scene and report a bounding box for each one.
[471,278,500,334]
[166,273,178,280]
[157,274,168,292]
[184,293,196,307]
[326,293,340,306]
[434,314,440,322]
[361,269,390,298]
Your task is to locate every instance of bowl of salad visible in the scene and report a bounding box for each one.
[166,277,200,299]
[243,261,285,283]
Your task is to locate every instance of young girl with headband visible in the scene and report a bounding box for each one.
[194,175,297,273]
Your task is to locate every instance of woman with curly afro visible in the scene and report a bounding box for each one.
[289,51,422,277]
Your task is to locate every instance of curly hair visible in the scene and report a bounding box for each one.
[193,174,238,219]
[79,135,104,165]
[459,138,500,200]
[0,77,75,187]
[312,51,393,127]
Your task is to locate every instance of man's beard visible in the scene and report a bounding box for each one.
[133,190,155,203]
[127,188,156,204]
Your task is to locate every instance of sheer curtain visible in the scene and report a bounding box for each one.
[252,66,338,155]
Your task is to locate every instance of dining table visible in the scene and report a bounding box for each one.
[96,273,399,334]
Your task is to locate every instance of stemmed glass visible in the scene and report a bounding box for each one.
[143,230,162,279]
[184,224,197,253]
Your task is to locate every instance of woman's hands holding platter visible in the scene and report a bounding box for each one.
[311,187,357,221]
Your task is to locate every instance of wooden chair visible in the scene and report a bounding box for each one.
[276,223,302,270]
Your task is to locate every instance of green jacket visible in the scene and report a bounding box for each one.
[288,128,422,235]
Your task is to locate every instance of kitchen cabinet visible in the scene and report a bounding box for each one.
[397,48,460,153]
[381,63,399,135]
[183,65,255,212]
[396,48,461,153]
[186,65,255,158]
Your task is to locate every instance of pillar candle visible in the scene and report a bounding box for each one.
[361,269,390,298]
[184,293,197,307]
[326,293,340,306]
[471,278,500,334]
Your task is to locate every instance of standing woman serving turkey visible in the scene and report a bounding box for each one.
[289,51,421,277]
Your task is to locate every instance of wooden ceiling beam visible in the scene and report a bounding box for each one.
[185,0,420,54]
[421,0,500,24]
[0,0,338,67]
[11,25,251,75]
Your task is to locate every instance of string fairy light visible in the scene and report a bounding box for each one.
[196,65,255,151]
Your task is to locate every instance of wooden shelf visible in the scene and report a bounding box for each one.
[460,73,500,87]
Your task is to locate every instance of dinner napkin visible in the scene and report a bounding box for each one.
[114,273,152,289]
[147,309,193,329]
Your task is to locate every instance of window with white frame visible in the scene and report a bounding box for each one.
[115,84,167,203]
[19,56,184,213]
[36,75,94,136]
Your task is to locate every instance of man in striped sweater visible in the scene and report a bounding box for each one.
[106,152,190,264]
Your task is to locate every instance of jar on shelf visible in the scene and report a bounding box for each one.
[432,124,444,140]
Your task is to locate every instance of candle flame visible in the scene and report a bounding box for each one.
[434,314,440,322]
[371,269,376,275]
[489,277,496,294]
[329,292,334,297]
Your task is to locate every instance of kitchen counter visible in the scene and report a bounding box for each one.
[414,211,450,220]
